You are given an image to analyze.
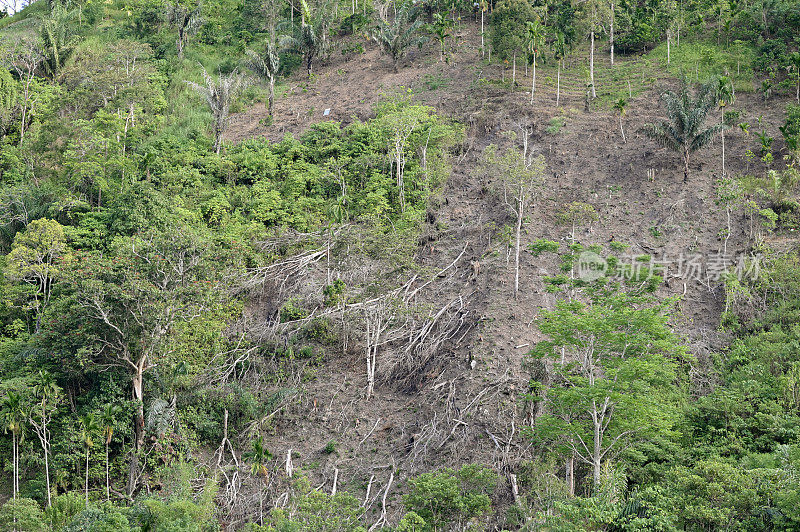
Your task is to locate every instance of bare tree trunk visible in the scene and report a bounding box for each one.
[610,3,614,65]
[514,195,523,299]
[721,107,726,176]
[683,149,690,184]
[530,53,536,104]
[85,447,90,504]
[590,30,596,98]
[556,60,561,107]
[565,451,574,497]
[667,29,671,64]
[105,442,110,501]
[481,9,484,58]
[512,53,516,86]
[619,114,626,143]
[268,77,275,117]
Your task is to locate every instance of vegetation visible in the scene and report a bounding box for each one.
[0,0,799,529]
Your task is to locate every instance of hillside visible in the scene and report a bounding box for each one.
[1,0,800,530]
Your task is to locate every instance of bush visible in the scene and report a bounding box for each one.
[403,465,497,530]
[0,498,46,532]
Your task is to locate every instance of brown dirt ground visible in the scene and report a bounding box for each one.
[223,19,796,528]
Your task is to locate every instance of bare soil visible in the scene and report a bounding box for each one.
[224,20,795,527]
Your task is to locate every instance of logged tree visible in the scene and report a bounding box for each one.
[642,83,722,183]
[185,67,245,154]
[480,129,546,298]
[371,2,426,73]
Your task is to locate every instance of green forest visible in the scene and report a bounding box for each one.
[0,0,799,529]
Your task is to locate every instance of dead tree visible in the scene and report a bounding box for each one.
[479,127,547,298]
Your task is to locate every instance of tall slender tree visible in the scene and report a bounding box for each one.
[613,97,628,143]
[166,0,202,59]
[79,413,99,504]
[1,392,25,500]
[480,126,546,298]
[715,76,733,176]
[526,19,545,104]
[244,436,273,526]
[99,405,121,501]
[30,372,60,507]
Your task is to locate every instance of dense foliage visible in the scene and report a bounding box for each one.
[0,0,799,529]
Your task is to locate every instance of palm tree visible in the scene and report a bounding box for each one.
[185,67,245,154]
[38,2,78,79]
[166,1,202,59]
[243,436,273,526]
[30,372,60,507]
[1,392,26,500]
[371,2,427,73]
[78,413,99,504]
[279,0,332,79]
[526,19,545,105]
[245,42,280,118]
[716,76,734,176]
[99,405,121,501]
[613,97,627,143]
[641,83,722,183]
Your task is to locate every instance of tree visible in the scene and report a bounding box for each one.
[529,291,684,488]
[243,435,273,526]
[430,13,453,63]
[641,83,722,183]
[715,76,734,176]
[165,0,202,59]
[279,0,332,79]
[581,0,609,99]
[371,2,426,73]
[480,128,546,298]
[79,413,99,504]
[1,391,26,500]
[613,97,627,143]
[65,228,220,496]
[490,0,536,85]
[185,67,244,154]
[38,2,79,79]
[245,42,280,118]
[0,498,46,532]
[4,36,43,140]
[788,51,800,105]
[29,371,60,507]
[403,465,497,530]
[375,97,437,214]
[526,19,545,104]
[552,31,567,108]
[99,405,121,502]
[4,218,67,332]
